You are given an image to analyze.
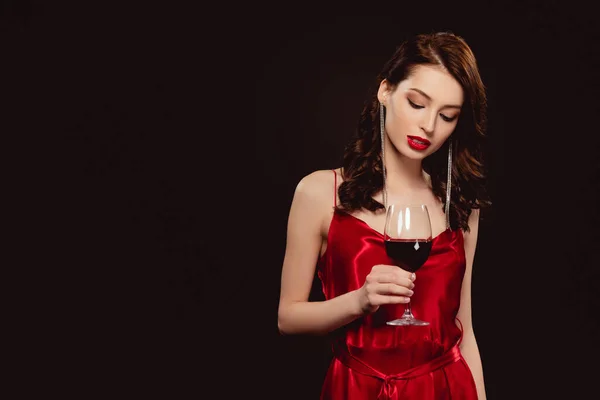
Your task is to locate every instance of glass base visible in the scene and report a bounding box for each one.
[386,316,430,326]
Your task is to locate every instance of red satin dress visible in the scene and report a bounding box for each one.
[317,171,478,399]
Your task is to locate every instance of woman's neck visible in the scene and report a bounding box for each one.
[383,149,430,193]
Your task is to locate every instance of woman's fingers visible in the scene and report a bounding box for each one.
[376,283,414,297]
[369,270,415,289]
[372,264,416,283]
[367,294,411,306]
[362,264,417,309]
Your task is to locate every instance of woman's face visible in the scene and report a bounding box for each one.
[378,64,464,160]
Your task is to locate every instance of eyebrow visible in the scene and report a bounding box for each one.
[409,88,462,109]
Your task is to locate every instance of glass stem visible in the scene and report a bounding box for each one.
[402,301,414,319]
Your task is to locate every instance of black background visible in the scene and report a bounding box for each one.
[4,1,599,399]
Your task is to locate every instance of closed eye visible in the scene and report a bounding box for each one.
[440,114,457,122]
[409,98,457,122]
[408,99,424,109]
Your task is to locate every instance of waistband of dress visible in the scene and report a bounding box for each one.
[332,341,462,381]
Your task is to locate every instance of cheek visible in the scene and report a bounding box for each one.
[430,126,456,151]
[440,125,456,138]
[438,118,459,137]
[387,104,414,132]
[395,103,415,122]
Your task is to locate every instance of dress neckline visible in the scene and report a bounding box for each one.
[318,210,455,265]
[337,209,452,242]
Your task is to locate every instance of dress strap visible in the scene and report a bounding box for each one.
[332,169,337,207]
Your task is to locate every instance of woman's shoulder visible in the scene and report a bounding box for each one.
[293,168,342,205]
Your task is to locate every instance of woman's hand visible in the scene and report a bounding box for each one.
[357,264,416,314]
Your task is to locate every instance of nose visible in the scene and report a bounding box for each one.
[419,110,436,135]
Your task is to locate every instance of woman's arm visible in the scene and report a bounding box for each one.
[457,208,487,399]
[277,171,364,336]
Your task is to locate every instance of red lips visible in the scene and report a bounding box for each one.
[407,136,431,150]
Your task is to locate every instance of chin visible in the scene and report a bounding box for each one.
[401,146,431,160]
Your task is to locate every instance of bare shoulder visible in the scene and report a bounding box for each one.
[466,208,480,232]
[463,208,480,244]
[292,168,341,235]
[294,168,340,201]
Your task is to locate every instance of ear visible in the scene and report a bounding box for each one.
[377,79,391,105]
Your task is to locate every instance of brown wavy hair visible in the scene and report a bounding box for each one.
[337,31,491,232]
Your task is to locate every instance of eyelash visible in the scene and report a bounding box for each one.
[407,99,456,122]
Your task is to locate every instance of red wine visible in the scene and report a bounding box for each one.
[385,239,432,272]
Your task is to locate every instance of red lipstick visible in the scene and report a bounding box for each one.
[407,136,431,151]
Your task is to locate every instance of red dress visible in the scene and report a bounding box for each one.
[317,174,478,399]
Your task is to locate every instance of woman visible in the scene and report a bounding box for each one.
[277,31,491,399]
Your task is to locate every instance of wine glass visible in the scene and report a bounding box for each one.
[384,204,432,326]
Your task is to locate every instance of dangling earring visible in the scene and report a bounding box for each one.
[380,102,387,209]
[445,138,452,229]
